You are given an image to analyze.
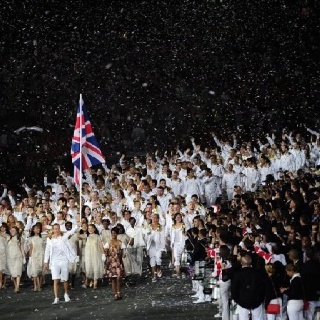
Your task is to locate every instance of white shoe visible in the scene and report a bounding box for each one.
[191,293,200,298]
[152,277,157,283]
[81,284,87,289]
[214,313,222,318]
[157,270,162,278]
[212,299,219,305]
[52,298,59,305]
[193,297,205,304]
[64,293,71,302]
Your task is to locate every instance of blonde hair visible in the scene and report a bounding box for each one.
[265,263,275,275]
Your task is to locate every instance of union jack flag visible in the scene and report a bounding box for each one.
[71,96,105,185]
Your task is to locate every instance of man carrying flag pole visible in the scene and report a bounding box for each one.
[71,94,105,217]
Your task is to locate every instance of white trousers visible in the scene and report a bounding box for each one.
[238,304,264,320]
[219,280,231,320]
[305,301,319,320]
[148,247,162,267]
[172,244,184,266]
[286,300,303,320]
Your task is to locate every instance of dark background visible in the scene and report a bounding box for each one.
[0,0,320,185]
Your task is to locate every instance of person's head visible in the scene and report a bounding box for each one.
[301,236,311,249]
[102,218,110,230]
[81,222,88,232]
[88,223,99,235]
[30,224,42,237]
[187,201,195,210]
[127,216,135,227]
[193,215,203,228]
[198,228,206,239]
[191,194,199,203]
[7,214,17,225]
[265,263,275,276]
[159,179,167,188]
[134,200,141,210]
[219,245,231,260]
[143,182,151,193]
[111,227,119,239]
[56,211,65,221]
[65,221,72,231]
[285,263,299,277]
[173,212,183,224]
[117,223,125,234]
[123,210,131,221]
[110,211,118,224]
[151,213,160,224]
[0,222,9,235]
[288,249,299,262]
[240,254,252,267]
[52,223,61,236]
[10,226,20,238]
[157,186,164,197]
[187,169,195,178]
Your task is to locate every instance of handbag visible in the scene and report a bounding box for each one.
[266,277,281,314]
[266,302,281,314]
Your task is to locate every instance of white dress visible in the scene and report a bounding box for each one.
[68,234,79,275]
[7,236,23,277]
[84,234,103,279]
[27,235,45,278]
[79,236,87,273]
[0,234,9,273]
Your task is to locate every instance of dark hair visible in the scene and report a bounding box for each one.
[88,223,99,235]
[30,224,42,237]
[1,222,10,235]
[189,227,199,237]
[173,212,182,223]
[81,205,91,216]
[9,226,21,243]
[111,227,119,234]
[198,228,207,238]
[286,263,299,273]
[79,222,89,236]
[116,223,125,234]
[219,245,231,260]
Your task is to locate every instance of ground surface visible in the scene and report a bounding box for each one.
[0,264,218,320]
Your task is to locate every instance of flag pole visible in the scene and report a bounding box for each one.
[79,93,83,218]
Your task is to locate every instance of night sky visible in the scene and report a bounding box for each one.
[1,0,320,181]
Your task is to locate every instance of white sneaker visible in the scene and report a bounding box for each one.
[214,313,222,318]
[191,293,200,298]
[152,277,157,283]
[81,284,87,289]
[193,297,205,304]
[52,298,59,305]
[157,270,162,278]
[64,293,71,302]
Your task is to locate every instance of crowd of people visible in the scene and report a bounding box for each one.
[1,127,320,320]
[1,1,320,187]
